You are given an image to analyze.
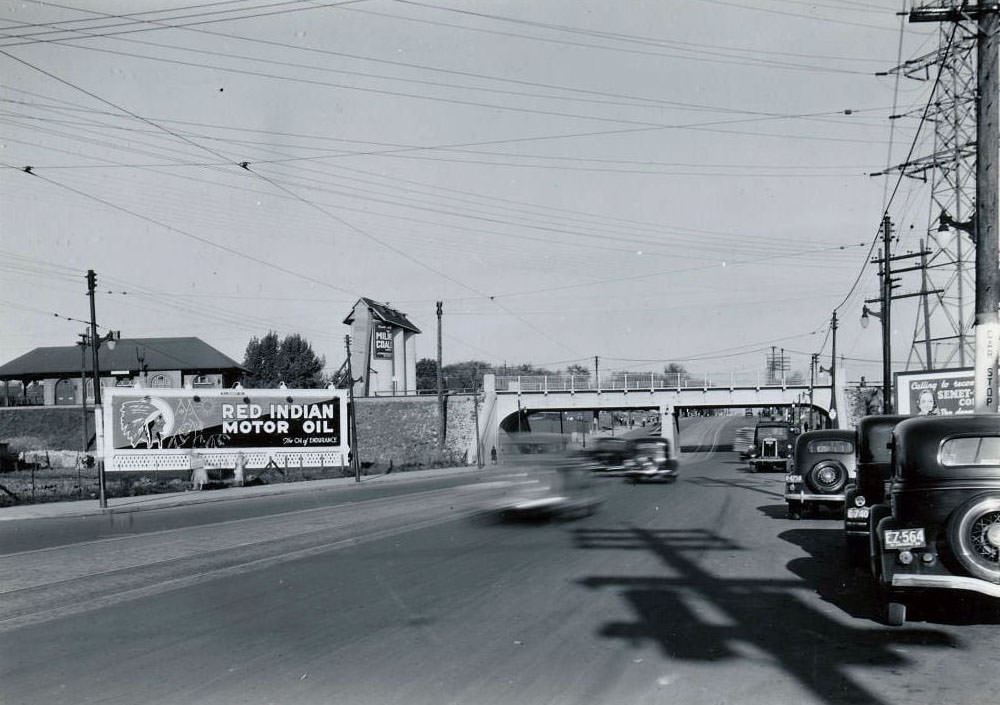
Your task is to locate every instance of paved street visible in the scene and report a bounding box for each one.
[2,417,998,705]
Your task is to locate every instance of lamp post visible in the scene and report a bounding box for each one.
[860,304,891,414]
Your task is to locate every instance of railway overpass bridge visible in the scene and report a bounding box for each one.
[478,372,844,460]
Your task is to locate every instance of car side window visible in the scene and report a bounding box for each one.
[940,436,1000,466]
[807,440,853,454]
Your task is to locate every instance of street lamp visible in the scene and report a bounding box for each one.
[77,329,120,508]
[860,303,891,414]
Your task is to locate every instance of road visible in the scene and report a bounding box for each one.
[2,416,998,705]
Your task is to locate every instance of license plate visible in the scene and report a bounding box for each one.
[786,474,802,483]
[883,528,926,549]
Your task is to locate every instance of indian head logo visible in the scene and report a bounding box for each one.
[119,397,176,449]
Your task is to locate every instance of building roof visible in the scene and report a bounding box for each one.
[343,297,421,334]
[0,337,244,380]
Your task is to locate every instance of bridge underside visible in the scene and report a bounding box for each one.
[483,385,835,461]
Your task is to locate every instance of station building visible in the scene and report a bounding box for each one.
[0,337,244,406]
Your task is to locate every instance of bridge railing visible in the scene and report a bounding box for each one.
[495,373,821,393]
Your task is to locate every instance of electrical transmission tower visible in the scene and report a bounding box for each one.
[882,3,976,370]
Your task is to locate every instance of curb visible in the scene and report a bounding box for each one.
[0,465,482,521]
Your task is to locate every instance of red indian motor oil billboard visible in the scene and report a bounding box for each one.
[99,388,350,472]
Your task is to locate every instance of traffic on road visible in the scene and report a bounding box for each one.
[2,415,998,705]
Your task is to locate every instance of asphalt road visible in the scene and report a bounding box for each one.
[2,416,998,705]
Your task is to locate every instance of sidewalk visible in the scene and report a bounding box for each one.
[0,465,481,521]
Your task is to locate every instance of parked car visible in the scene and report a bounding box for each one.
[623,437,679,483]
[871,415,1000,626]
[785,429,856,519]
[747,422,795,472]
[844,415,909,566]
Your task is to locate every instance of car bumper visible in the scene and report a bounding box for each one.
[624,469,678,481]
[891,573,1000,599]
[784,490,845,503]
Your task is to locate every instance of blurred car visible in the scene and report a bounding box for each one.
[747,421,795,472]
[623,437,679,483]
[844,415,909,567]
[785,429,856,519]
[494,433,602,521]
[871,415,1000,626]
[583,437,630,472]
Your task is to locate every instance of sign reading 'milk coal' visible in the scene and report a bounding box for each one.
[373,323,394,359]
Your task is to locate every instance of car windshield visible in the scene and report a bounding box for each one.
[864,424,895,463]
[756,426,788,440]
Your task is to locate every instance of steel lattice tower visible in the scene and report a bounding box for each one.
[892,6,977,370]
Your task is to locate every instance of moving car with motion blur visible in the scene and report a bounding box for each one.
[623,437,679,483]
[844,415,909,566]
[871,415,1000,626]
[584,437,630,472]
[785,429,856,520]
[494,433,602,521]
[747,421,794,472]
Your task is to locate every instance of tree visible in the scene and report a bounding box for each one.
[416,358,438,393]
[566,364,590,377]
[663,363,691,385]
[242,331,325,388]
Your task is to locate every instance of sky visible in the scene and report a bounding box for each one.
[0,0,959,385]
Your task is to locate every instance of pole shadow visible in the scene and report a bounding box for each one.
[574,527,955,705]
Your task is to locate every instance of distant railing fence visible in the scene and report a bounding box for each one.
[495,373,820,393]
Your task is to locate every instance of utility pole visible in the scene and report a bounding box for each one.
[911,3,1000,412]
[594,355,600,392]
[864,218,938,414]
[85,269,107,508]
[345,335,360,482]
[436,301,445,449]
[880,215,894,413]
[830,311,838,426]
[473,363,483,469]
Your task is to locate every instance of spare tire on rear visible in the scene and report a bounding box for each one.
[805,460,847,494]
[947,494,1000,582]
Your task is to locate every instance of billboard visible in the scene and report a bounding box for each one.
[373,323,394,359]
[101,388,349,472]
[895,368,974,416]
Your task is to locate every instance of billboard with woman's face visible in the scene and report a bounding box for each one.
[895,368,974,416]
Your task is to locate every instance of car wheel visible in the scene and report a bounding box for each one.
[846,537,868,569]
[946,494,1000,582]
[869,504,891,582]
[805,461,847,494]
[886,600,906,627]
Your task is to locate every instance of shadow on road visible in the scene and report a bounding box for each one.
[686,475,785,500]
[574,527,955,705]
[780,527,1000,627]
[680,443,734,453]
[757,503,789,520]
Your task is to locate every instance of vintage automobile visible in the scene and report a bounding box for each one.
[747,421,795,472]
[622,437,679,483]
[843,414,909,566]
[584,437,631,472]
[785,429,856,520]
[871,415,1000,626]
